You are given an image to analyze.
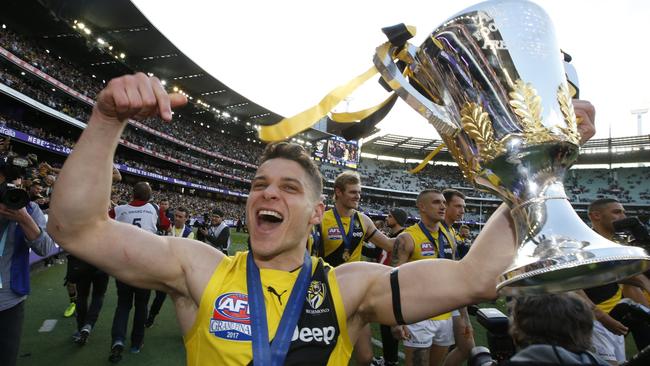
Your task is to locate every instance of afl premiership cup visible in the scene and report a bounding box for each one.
[373,0,650,294]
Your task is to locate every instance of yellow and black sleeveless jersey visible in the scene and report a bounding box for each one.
[439,223,459,260]
[319,209,367,267]
[307,224,321,256]
[184,251,352,365]
[403,223,455,320]
[584,283,623,314]
[403,223,455,261]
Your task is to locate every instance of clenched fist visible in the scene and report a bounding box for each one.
[95,73,187,122]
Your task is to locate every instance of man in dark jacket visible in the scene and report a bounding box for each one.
[200,208,230,254]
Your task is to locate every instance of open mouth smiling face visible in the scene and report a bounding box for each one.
[256,208,284,231]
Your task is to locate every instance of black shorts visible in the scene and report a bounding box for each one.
[64,255,98,285]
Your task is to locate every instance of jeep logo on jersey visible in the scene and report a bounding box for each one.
[210,292,252,341]
[420,242,436,256]
[327,227,342,241]
[292,326,336,345]
[307,280,326,309]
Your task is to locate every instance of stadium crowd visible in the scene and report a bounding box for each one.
[1,17,650,366]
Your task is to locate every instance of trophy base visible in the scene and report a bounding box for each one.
[497,247,650,296]
[498,182,650,296]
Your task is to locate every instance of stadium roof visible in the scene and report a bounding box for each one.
[1,0,329,141]
[362,134,650,165]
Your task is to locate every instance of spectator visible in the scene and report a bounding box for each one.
[0,164,56,366]
[200,208,231,254]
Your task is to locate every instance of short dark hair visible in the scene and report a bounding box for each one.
[510,294,593,353]
[416,189,442,206]
[133,181,152,201]
[443,188,465,203]
[176,206,189,218]
[259,142,323,199]
[160,197,169,203]
[588,198,619,215]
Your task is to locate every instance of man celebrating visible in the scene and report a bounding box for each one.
[317,171,394,267]
[391,189,456,366]
[47,73,595,365]
[315,170,396,365]
[440,189,475,366]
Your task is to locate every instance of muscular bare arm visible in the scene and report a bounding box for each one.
[336,99,596,340]
[338,204,515,331]
[48,73,223,300]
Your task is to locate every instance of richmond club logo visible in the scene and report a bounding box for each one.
[307,280,327,310]
[210,292,251,341]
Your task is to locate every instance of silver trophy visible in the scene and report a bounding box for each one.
[373,0,650,294]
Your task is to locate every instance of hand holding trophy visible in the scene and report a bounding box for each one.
[373,0,649,294]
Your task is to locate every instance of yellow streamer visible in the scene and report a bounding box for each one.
[330,94,396,123]
[408,143,446,174]
[258,24,417,142]
[259,64,380,142]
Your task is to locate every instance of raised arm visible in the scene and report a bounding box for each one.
[47,73,221,297]
[337,203,515,328]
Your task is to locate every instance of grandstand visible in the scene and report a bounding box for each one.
[1,0,649,233]
[1,0,649,365]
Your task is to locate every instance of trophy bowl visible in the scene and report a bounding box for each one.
[373,0,650,295]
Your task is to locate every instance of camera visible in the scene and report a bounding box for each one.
[468,307,516,366]
[613,217,650,247]
[0,154,30,210]
[609,298,650,328]
[194,213,210,229]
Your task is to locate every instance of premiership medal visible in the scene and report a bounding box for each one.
[342,248,350,262]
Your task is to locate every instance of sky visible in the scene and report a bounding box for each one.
[131,0,650,141]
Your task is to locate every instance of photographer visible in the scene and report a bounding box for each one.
[506,294,609,365]
[0,155,56,366]
[199,208,230,254]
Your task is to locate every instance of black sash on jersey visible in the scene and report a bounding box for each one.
[247,259,341,366]
[333,208,356,253]
[584,283,619,305]
[324,211,364,267]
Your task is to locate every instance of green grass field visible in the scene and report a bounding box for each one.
[16,232,637,365]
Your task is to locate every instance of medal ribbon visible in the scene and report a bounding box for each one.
[333,208,357,254]
[247,250,312,366]
[417,221,449,259]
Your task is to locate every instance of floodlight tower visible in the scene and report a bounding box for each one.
[631,108,648,135]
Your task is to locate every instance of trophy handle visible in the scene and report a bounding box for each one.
[373,42,458,136]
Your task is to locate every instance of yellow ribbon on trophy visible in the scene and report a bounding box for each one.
[258,25,417,142]
[407,142,446,174]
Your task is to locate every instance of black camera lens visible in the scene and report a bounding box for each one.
[469,346,498,366]
[2,187,29,210]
